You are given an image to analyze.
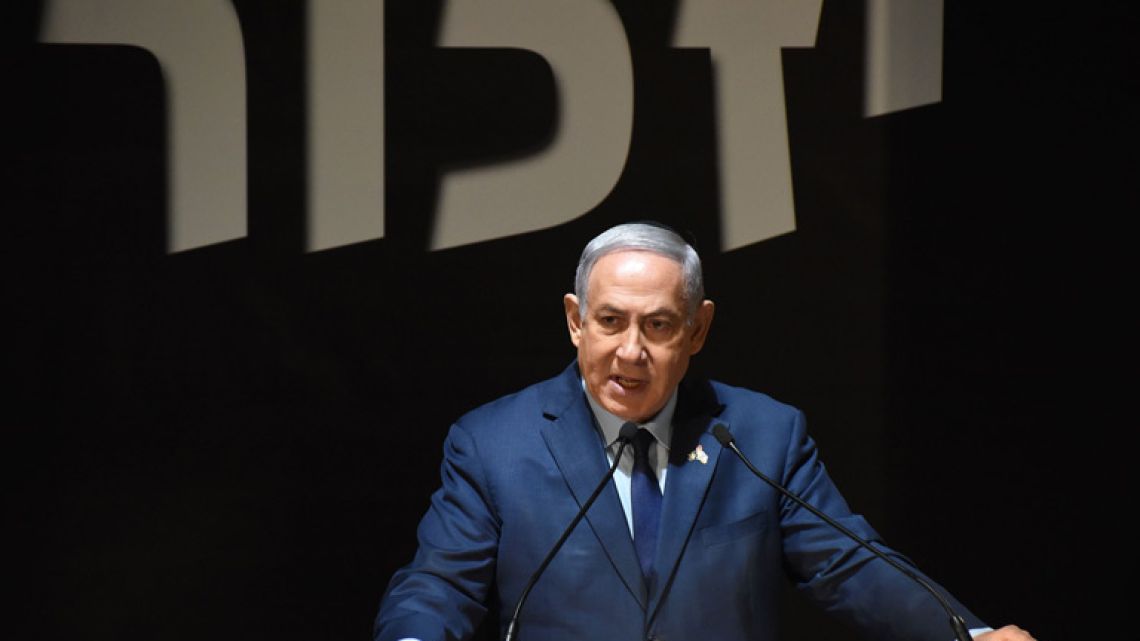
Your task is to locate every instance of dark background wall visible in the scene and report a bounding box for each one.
[4,2,1134,640]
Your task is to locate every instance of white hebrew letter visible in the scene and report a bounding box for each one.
[433,0,634,250]
[675,0,822,251]
[307,0,385,252]
[864,0,944,117]
[41,0,247,253]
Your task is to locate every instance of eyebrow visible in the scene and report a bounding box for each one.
[594,304,680,319]
[593,304,626,316]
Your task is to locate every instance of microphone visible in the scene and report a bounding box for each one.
[504,421,640,641]
[711,424,974,641]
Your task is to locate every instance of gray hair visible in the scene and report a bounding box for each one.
[574,222,705,320]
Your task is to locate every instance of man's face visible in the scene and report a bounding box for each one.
[564,250,714,423]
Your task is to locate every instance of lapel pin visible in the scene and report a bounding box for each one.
[687,444,708,464]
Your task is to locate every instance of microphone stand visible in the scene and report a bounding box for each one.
[712,425,973,641]
[504,423,638,641]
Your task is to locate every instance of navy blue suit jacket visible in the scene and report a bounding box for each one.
[375,363,984,641]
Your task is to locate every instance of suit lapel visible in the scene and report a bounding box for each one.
[539,365,648,608]
[648,378,725,619]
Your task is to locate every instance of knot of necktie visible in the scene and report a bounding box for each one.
[632,428,656,465]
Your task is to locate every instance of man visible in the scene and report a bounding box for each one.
[374,223,1033,641]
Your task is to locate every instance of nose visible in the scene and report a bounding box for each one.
[615,325,647,362]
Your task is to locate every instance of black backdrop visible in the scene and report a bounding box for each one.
[5,2,1135,640]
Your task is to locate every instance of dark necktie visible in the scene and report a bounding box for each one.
[632,428,662,580]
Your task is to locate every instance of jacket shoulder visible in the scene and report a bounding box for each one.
[708,379,801,417]
[451,366,574,438]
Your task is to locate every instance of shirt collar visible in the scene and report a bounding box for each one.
[582,379,676,453]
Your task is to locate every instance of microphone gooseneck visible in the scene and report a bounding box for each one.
[504,422,639,641]
[711,424,973,641]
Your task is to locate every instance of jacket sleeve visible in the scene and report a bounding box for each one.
[374,422,501,641]
[777,410,988,640]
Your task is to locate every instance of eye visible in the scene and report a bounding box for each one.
[646,318,673,333]
[600,315,618,326]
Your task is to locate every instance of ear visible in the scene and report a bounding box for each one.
[564,293,583,347]
[686,300,715,355]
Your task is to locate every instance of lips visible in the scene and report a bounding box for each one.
[611,375,644,389]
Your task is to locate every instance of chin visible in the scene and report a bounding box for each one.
[600,399,639,422]
[611,402,654,423]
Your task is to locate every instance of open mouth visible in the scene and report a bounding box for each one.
[611,375,643,389]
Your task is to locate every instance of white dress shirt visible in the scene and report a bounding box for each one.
[582,384,675,536]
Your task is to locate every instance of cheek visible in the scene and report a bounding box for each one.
[651,349,689,379]
[649,344,683,364]
[583,335,616,359]
[579,344,608,374]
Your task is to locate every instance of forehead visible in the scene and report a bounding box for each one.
[588,250,685,306]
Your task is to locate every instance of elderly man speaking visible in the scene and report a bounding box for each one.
[374,223,1033,641]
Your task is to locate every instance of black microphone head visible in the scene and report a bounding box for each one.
[712,424,734,446]
[618,422,639,443]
